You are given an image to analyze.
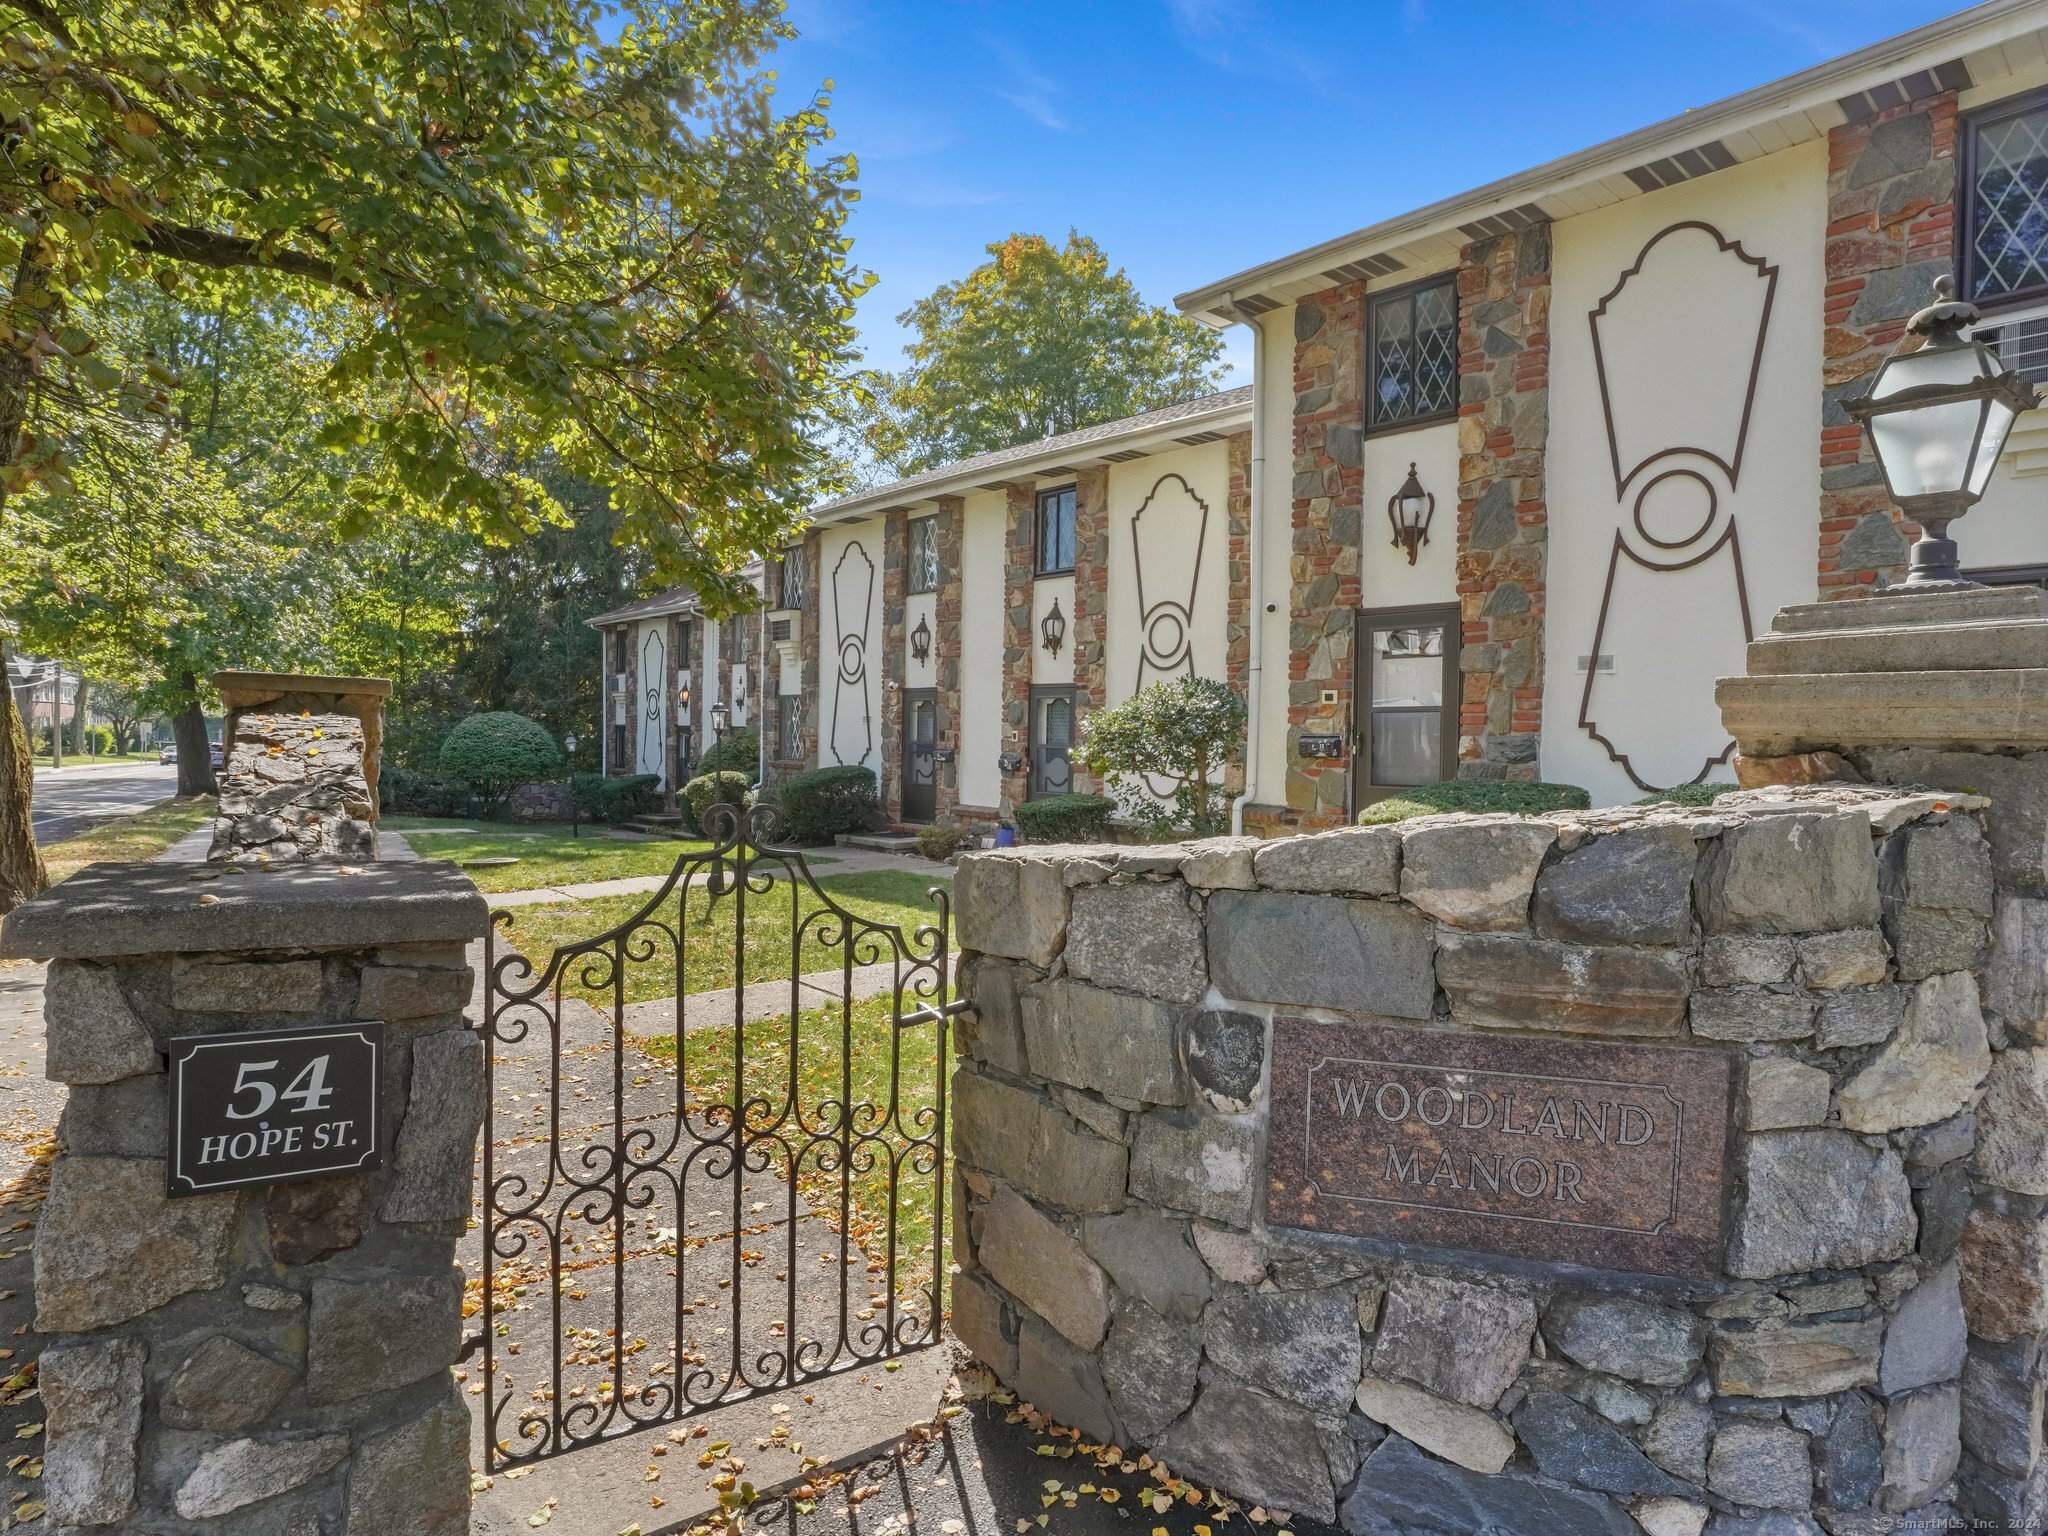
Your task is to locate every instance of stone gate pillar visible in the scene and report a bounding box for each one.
[0,859,486,1532]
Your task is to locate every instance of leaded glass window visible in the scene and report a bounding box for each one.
[907,517,939,593]
[1367,276,1459,431]
[1968,92,2048,308]
[1036,487,1076,575]
[777,547,808,610]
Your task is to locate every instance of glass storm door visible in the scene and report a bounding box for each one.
[1030,689,1075,799]
[1353,605,1459,808]
[902,691,938,824]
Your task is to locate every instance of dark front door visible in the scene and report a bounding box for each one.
[903,690,938,824]
[1030,687,1075,798]
[1352,604,1461,809]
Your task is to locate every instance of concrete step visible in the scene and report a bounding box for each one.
[834,830,923,853]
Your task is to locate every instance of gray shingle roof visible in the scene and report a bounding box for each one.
[810,385,1253,522]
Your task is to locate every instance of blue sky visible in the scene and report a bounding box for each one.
[773,0,1972,383]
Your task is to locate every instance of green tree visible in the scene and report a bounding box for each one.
[863,232,1226,475]
[1077,676,1246,838]
[0,0,871,909]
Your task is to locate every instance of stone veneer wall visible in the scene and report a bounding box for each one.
[1071,466,1112,796]
[933,495,967,819]
[1,861,487,1533]
[798,528,823,771]
[1224,428,1253,798]
[952,783,2046,1532]
[210,713,377,863]
[1819,94,1959,594]
[1285,283,1366,830]
[1454,225,1553,780]
[1000,482,1038,815]
[881,509,908,819]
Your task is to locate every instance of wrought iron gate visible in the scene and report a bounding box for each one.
[474,803,957,1470]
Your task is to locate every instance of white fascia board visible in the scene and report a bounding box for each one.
[1177,0,2048,318]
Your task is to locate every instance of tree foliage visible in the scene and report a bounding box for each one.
[1078,676,1245,838]
[861,231,1226,476]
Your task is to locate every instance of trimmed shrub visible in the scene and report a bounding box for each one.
[383,763,469,818]
[569,771,661,824]
[1015,793,1116,843]
[696,727,760,778]
[1077,676,1245,838]
[438,712,561,812]
[914,823,976,861]
[683,771,753,827]
[1635,781,1738,808]
[1357,779,1591,826]
[775,764,879,844]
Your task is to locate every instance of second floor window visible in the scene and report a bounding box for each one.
[1036,486,1076,576]
[778,548,809,610]
[908,517,939,594]
[1368,275,1459,432]
[1966,88,2048,311]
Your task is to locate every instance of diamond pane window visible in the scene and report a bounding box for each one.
[1368,276,1459,431]
[907,517,939,594]
[1968,93,2048,308]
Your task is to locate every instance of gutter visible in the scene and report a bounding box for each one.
[1175,0,2048,317]
[1231,309,1269,838]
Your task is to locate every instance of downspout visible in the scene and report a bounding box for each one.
[597,636,608,778]
[757,572,768,788]
[1231,306,1268,838]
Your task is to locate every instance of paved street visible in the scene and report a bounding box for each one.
[28,761,178,845]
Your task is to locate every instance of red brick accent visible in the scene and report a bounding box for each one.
[1224,428,1253,798]
[1818,94,1958,594]
[1454,225,1552,781]
[798,530,822,772]
[933,495,965,820]
[880,509,907,819]
[1070,466,1111,794]
[1285,282,1366,831]
[1000,482,1037,815]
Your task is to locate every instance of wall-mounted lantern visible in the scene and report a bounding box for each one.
[1846,274,2039,587]
[910,612,933,666]
[1387,462,1436,566]
[1041,598,1066,659]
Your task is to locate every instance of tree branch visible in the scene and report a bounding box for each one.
[131,223,371,297]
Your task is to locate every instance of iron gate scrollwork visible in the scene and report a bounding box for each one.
[476,802,958,1469]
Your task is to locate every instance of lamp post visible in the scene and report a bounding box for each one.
[563,732,580,839]
[1846,274,2040,588]
[711,702,729,765]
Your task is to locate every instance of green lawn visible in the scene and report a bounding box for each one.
[493,868,951,1005]
[41,796,215,883]
[639,989,952,1299]
[33,748,164,767]
[387,819,721,893]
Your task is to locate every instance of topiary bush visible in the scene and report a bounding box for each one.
[1357,779,1591,826]
[1635,781,1739,808]
[695,726,760,778]
[383,762,469,818]
[775,764,879,844]
[1077,676,1245,837]
[683,771,753,827]
[569,771,662,824]
[1015,793,1116,843]
[438,712,561,813]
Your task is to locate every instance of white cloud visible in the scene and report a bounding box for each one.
[988,40,1073,132]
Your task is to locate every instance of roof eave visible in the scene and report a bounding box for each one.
[1176,0,2048,319]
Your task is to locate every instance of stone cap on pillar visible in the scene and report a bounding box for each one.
[0,861,487,960]
[211,670,393,706]
[1718,586,2048,758]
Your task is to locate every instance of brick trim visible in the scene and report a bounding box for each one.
[1225,428,1253,798]
[880,510,907,819]
[798,530,822,772]
[1453,224,1552,782]
[1071,466,1111,794]
[1286,282,1366,830]
[1819,93,1958,594]
[933,496,965,819]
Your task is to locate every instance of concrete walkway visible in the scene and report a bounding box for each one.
[159,823,420,862]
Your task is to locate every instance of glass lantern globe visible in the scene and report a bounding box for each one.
[1846,275,2040,587]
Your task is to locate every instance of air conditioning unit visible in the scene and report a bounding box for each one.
[769,609,802,669]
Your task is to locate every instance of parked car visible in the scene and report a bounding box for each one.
[157,744,177,765]
[208,742,224,770]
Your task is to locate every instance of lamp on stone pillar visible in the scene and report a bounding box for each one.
[1387,462,1435,566]
[910,612,932,666]
[1846,275,2039,588]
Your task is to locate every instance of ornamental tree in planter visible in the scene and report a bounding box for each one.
[1077,676,1245,839]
